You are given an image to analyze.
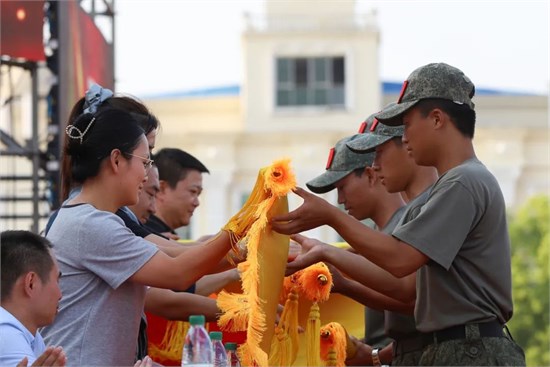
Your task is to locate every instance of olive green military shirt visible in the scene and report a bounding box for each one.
[393,158,513,332]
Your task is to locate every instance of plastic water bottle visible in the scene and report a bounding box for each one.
[209,331,227,367]
[224,342,241,367]
[181,315,213,367]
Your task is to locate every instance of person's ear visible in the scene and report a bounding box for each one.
[431,109,444,130]
[23,272,37,297]
[364,166,377,186]
[109,149,121,172]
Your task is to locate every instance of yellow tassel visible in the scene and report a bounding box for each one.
[295,263,333,367]
[268,326,291,366]
[269,283,300,366]
[344,328,358,362]
[326,349,338,367]
[284,289,300,363]
[320,322,347,367]
[217,159,296,367]
[148,320,189,362]
[306,302,322,367]
[268,328,281,366]
[279,275,296,305]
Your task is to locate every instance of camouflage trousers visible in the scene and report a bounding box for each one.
[392,334,427,366]
[418,324,525,366]
[392,349,423,366]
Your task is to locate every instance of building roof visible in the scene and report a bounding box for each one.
[142,82,539,100]
[143,85,241,99]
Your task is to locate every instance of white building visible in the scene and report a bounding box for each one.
[144,0,549,241]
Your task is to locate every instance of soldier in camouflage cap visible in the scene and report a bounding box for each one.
[307,134,375,194]
[288,127,409,365]
[346,102,405,153]
[349,104,439,366]
[374,63,475,126]
[273,62,526,366]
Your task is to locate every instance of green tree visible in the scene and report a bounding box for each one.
[507,194,549,366]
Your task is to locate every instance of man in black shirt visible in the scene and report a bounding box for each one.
[144,148,209,239]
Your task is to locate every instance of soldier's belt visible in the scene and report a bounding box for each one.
[425,320,505,345]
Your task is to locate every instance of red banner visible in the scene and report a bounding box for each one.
[58,1,114,125]
[0,1,45,61]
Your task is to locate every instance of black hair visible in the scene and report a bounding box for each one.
[153,148,209,188]
[62,95,160,200]
[416,98,476,138]
[66,95,159,135]
[104,95,159,136]
[65,108,145,185]
[1,230,54,300]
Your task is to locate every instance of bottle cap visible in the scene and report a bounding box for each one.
[209,331,223,340]
[189,315,206,326]
[225,342,237,351]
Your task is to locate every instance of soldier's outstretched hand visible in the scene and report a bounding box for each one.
[271,187,340,235]
[285,233,332,275]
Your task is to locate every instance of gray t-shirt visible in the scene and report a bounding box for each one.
[393,158,513,332]
[384,188,431,339]
[42,204,158,366]
[364,206,407,347]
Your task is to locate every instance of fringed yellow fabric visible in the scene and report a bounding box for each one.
[320,322,347,367]
[148,320,189,362]
[295,262,333,367]
[217,159,296,367]
[216,293,250,332]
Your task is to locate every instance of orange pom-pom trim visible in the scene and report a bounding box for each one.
[296,262,333,303]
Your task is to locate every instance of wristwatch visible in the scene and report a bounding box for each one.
[371,347,381,367]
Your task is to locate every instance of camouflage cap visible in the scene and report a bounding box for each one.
[376,63,476,126]
[348,103,404,153]
[306,134,375,194]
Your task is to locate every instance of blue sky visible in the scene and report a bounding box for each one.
[114,0,549,97]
